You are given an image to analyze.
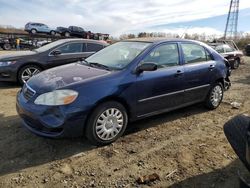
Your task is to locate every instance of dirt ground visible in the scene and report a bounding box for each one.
[0,50,250,188]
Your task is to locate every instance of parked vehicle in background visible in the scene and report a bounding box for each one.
[0,39,108,84]
[16,38,230,146]
[13,38,36,50]
[0,38,38,50]
[245,44,250,56]
[224,115,250,187]
[36,40,52,47]
[209,43,243,69]
[25,22,56,36]
[0,38,12,50]
[56,26,87,38]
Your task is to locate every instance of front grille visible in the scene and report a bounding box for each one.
[22,83,36,100]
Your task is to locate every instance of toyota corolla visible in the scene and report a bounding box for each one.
[16,38,230,145]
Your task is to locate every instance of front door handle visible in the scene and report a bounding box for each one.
[175,70,184,76]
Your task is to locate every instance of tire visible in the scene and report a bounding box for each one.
[50,30,56,36]
[224,115,250,171]
[232,59,240,69]
[3,43,11,50]
[17,65,42,85]
[30,29,37,34]
[65,32,70,37]
[85,101,128,146]
[204,82,224,110]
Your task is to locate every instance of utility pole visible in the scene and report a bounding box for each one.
[224,0,239,39]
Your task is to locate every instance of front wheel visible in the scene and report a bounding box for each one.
[205,83,224,109]
[85,101,128,146]
[18,65,42,85]
[30,29,37,34]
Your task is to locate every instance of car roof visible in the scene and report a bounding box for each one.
[54,38,109,46]
[124,38,202,44]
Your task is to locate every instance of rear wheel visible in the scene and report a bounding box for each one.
[18,65,42,85]
[85,101,128,146]
[3,43,11,50]
[65,32,70,37]
[205,83,224,109]
[232,59,240,69]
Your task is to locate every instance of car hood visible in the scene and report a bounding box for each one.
[222,50,243,57]
[27,63,110,93]
[0,50,36,61]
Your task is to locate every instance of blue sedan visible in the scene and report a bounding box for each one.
[16,38,231,145]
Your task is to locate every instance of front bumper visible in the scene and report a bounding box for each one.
[0,66,17,82]
[16,90,88,138]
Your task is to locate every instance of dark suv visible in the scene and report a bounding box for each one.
[56,26,87,38]
[245,44,250,56]
[0,39,108,84]
[16,39,230,145]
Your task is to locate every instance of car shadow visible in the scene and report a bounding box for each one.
[0,81,20,89]
[236,75,250,85]
[125,103,208,135]
[0,113,97,176]
[0,104,208,176]
[169,159,249,188]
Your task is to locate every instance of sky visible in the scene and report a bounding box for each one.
[0,0,250,37]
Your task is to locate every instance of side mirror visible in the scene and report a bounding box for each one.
[51,50,61,56]
[136,62,157,74]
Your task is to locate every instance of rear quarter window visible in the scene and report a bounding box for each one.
[86,43,104,52]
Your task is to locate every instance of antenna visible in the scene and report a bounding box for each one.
[224,0,240,39]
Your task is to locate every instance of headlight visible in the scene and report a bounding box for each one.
[34,90,78,106]
[0,61,17,66]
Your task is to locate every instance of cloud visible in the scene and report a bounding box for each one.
[0,0,249,36]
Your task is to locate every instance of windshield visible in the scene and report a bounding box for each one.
[85,41,151,70]
[34,40,66,52]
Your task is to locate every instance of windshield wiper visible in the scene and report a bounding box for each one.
[89,62,111,71]
[81,59,90,65]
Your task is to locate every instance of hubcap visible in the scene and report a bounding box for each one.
[210,85,223,107]
[95,108,124,141]
[21,67,40,83]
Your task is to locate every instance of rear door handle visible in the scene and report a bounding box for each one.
[175,70,184,76]
[209,65,215,70]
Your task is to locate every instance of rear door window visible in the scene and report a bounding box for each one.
[86,43,103,52]
[181,43,210,64]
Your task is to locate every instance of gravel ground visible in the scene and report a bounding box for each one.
[0,50,249,188]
